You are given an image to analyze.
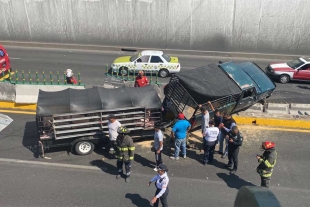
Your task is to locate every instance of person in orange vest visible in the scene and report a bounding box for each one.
[65,69,77,84]
[135,70,149,87]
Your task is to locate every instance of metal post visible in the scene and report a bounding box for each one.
[22,70,25,84]
[36,70,39,84]
[15,70,18,84]
[43,71,46,85]
[127,67,130,81]
[116,68,119,79]
[57,71,60,85]
[122,66,124,81]
[150,71,153,84]
[78,72,81,85]
[1,70,4,78]
[64,72,67,85]
[156,72,159,84]
[8,69,11,82]
[106,64,108,74]
[133,69,136,81]
[29,70,32,84]
[50,71,53,85]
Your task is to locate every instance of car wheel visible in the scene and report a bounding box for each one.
[279,74,290,84]
[159,69,169,78]
[75,141,94,155]
[119,67,129,76]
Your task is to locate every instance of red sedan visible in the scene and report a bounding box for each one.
[266,57,310,83]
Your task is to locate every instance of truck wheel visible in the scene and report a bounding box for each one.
[119,67,128,76]
[279,74,289,84]
[159,69,169,78]
[75,141,94,155]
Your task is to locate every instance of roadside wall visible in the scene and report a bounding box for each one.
[0,0,309,55]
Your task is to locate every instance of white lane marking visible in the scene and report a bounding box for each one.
[10,58,20,59]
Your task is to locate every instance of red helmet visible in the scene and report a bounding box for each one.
[262,141,275,150]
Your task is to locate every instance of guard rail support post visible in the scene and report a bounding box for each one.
[1,70,4,78]
[106,64,108,74]
[29,70,32,84]
[116,67,119,79]
[127,67,130,81]
[15,70,18,84]
[57,71,60,85]
[8,69,11,82]
[133,69,136,80]
[36,70,39,84]
[43,71,46,85]
[50,71,53,85]
[22,70,25,84]
[78,72,81,85]
[150,71,153,84]
[64,72,67,85]
[156,72,159,84]
[122,66,124,81]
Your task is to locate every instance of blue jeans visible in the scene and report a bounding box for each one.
[174,138,186,158]
[219,132,228,154]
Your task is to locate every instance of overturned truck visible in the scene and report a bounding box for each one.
[164,62,276,129]
[36,85,163,155]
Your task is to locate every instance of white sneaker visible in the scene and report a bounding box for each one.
[183,155,186,159]
[110,148,114,151]
[170,156,179,160]
[153,167,158,171]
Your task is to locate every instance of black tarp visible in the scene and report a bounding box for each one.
[36,85,162,116]
[175,64,242,103]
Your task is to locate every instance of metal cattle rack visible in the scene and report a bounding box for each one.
[37,106,162,141]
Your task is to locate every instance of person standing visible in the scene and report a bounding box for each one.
[256,142,277,188]
[115,126,135,183]
[154,122,164,171]
[219,112,236,158]
[134,70,149,87]
[226,126,243,174]
[201,120,219,165]
[207,101,223,146]
[198,105,210,135]
[65,69,77,84]
[148,164,169,207]
[107,114,121,152]
[170,113,191,160]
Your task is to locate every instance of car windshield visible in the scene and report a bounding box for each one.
[287,58,304,69]
[130,54,140,62]
[162,53,171,62]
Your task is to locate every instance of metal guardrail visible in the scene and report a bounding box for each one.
[0,69,85,86]
[105,64,163,85]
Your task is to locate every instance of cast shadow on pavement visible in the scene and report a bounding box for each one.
[125,193,152,207]
[90,159,118,176]
[134,153,156,169]
[22,121,40,158]
[217,173,255,190]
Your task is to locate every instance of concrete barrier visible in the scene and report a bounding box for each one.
[15,84,85,104]
[0,82,16,102]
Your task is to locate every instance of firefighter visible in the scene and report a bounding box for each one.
[115,126,135,183]
[134,70,149,87]
[256,141,277,188]
[65,69,77,84]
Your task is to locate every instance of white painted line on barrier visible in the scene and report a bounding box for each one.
[0,157,107,171]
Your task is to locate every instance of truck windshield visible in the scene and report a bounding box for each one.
[239,62,276,94]
[162,53,171,62]
[287,58,304,69]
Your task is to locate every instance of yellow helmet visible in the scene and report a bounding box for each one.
[117,126,130,134]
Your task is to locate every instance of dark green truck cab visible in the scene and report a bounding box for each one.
[164,61,276,129]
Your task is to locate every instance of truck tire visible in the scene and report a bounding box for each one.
[75,141,94,155]
[279,74,290,84]
[159,69,169,78]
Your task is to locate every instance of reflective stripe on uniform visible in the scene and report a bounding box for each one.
[259,158,276,168]
[117,147,128,151]
[128,147,135,150]
[261,172,272,177]
[129,156,134,160]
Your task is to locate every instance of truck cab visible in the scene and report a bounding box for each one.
[0,45,11,76]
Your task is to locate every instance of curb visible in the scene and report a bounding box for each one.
[0,101,36,111]
[1,40,304,60]
[234,116,310,129]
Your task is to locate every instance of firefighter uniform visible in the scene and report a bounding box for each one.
[115,126,135,183]
[257,142,277,188]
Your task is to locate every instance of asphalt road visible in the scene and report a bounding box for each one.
[4,45,310,103]
[0,112,309,207]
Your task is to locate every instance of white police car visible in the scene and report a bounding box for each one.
[111,50,180,78]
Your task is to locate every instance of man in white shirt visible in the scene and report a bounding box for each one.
[201,120,219,165]
[153,122,164,171]
[107,114,121,151]
[199,105,210,134]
